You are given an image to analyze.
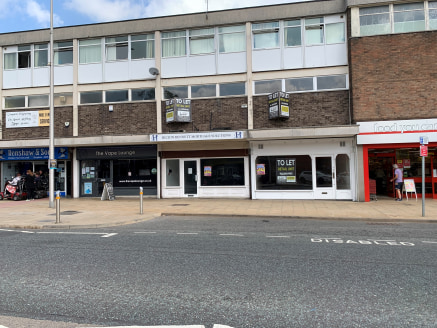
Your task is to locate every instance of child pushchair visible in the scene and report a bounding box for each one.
[0,179,28,201]
[34,175,49,199]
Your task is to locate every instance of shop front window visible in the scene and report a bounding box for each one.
[166,160,180,187]
[256,155,312,190]
[113,159,157,188]
[201,158,244,186]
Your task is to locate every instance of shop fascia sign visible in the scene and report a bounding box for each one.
[150,131,246,142]
[358,118,437,134]
[357,118,437,145]
[0,147,69,161]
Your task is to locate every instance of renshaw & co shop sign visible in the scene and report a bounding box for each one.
[6,110,50,128]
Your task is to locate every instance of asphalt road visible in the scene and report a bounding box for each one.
[0,216,436,328]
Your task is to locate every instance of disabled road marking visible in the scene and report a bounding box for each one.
[311,237,415,246]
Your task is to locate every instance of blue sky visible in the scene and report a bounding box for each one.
[0,0,303,34]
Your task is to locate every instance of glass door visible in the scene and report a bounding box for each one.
[184,160,198,196]
[314,156,334,199]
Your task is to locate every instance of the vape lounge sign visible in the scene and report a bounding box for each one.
[6,110,50,128]
[268,91,289,120]
[165,98,191,123]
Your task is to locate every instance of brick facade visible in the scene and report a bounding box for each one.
[253,91,350,129]
[350,31,437,122]
[161,97,248,133]
[2,107,73,140]
[79,102,157,136]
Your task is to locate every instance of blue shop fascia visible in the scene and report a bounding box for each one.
[0,147,70,196]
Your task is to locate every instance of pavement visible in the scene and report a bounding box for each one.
[0,194,436,229]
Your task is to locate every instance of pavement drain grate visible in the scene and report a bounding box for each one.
[171,204,189,206]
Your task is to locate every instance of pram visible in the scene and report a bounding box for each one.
[0,179,28,201]
[34,175,49,199]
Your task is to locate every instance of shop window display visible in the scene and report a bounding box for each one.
[256,155,312,190]
[201,158,244,186]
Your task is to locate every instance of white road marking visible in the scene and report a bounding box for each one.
[177,232,199,235]
[0,229,16,232]
[219,233,244,237]
[134,231,157,234]
[85,326,206,328]
[266,235,290,238]
[422,241,437,244]
[21,231,35,234]
[36,232,118,238]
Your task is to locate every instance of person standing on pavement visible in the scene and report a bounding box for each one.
[25,169,36,201]
[390,164,403,201]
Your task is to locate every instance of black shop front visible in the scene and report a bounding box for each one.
[77,145,157,197]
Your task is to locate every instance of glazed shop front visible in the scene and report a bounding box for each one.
[77,145,157,197]
[358,119,437,201]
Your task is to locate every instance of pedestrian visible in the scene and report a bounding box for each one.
[390,164,403,201]
[8,173,22,186]
[25,169,35,201]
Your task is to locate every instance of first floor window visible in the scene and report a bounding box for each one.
[28,94,49,107]
[80,91,103,104]
[252,22,279,49]
[34,44,48,67]
[254,79,281,94]
[162,31,186,57]
[106,36,128,61]
[79,39,102,64]
[5,96,25,108]
[359,6,390,36]
[4,53,17,70]
[106,90,128,103]
[163,86,188,99]
[54,41,73,65]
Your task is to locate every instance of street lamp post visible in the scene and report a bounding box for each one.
[49,0,55,208]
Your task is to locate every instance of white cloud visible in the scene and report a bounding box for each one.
[64,0,300,23]
[26,0,63,27]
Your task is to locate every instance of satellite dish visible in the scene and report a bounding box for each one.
[149,67,159,76]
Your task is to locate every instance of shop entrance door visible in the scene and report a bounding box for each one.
[183,160,198,196]
[80,160,111,197]
[314,156,335,199]
[368,153,395,198]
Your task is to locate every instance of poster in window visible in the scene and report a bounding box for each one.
[165,98,191,123]
[276,158,296,184]
[204,166,212,177]
[256,164,266,175]
[84,182,92,195]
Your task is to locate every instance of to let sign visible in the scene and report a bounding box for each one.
[420,145,428,157]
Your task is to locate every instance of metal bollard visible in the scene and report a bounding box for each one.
[55,190,61,224]
[139,187,143,214]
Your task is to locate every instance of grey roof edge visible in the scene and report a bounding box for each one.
[0,0,347,46]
